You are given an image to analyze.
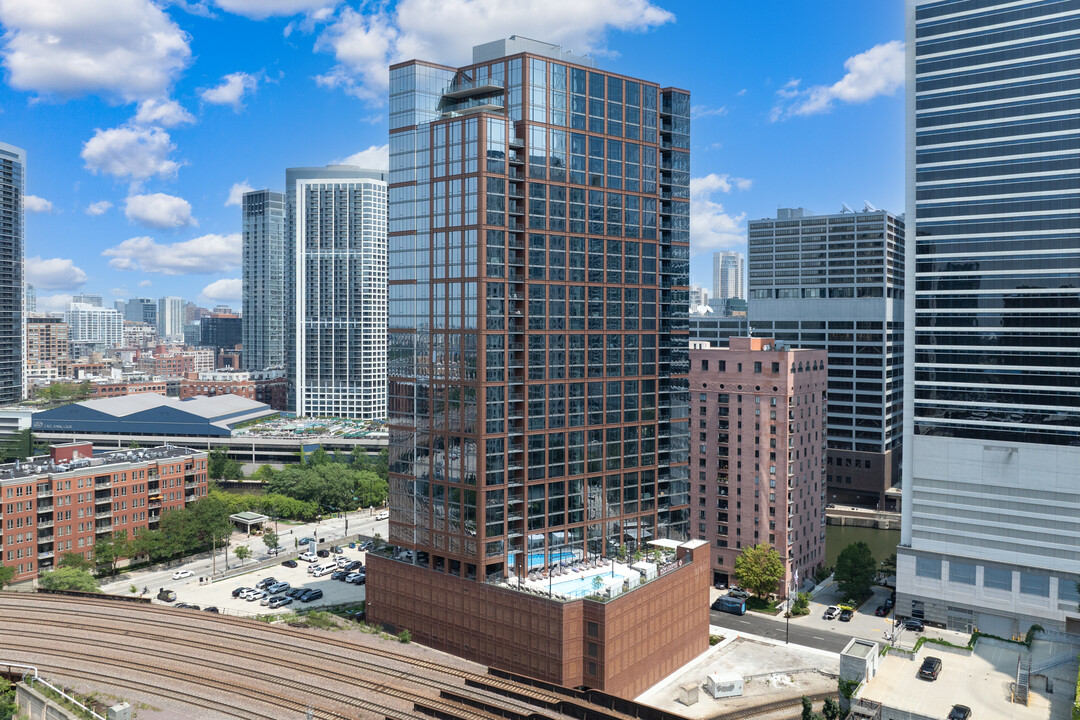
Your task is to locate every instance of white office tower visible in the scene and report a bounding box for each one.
[286,166,388,419]
[242,190,285,370]
[712,250,744,300]
[900,0,1080,635]
[64,302,123,353]
[157,296,183,343]
[0,142,24,403]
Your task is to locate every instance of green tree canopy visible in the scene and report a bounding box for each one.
[208,447,243,480]
[734,543,785,599]
[263,530,280,554]
[0,566,14,589]
[39,566,100,593]
[58,552,93,571]
[234,545,251,567]
[834,541,876,601]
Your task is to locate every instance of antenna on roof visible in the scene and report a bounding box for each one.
[864,201,878,212]
[840,202,854,214]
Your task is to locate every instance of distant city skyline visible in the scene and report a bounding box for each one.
[1,0,904,311]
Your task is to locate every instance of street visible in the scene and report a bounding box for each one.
[710,609,856,653]
[101,509,388,595]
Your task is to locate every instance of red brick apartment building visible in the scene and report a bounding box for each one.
[0,442,208,583]
[689,337,828,595]
[90,381,168,399]
[179,370,287,410]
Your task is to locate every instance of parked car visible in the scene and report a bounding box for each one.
[359,541,374,551]
[839,609,854,622]
[350,573,366,585]
[336,556,353,568]
[300,589,324,603]
[255,577,276,590]
[298,537,316,546]
[710,598,726,611]
[874,605,890,617]
[824,606,840,620]
[316,549,330,558]
[172,570,193,580]
[203,606,219,614]
[884,596,895,609]
[260,594,278,606]
[331,570,349,581]
[331,545,343,554]
[904,617,925,632]
[286,587,307,599]
[947,705,971,720]
[376,510,389,520]
[156,589,177,603]
[345,561,363,571]
[268,595,293,609]
[344,571,364,583]
[728,588,751,599]
[298,552,318,563]
[231,587,250,598]
[919,656,942,681]
[247,590,268,602]
[281,559,298,568]
[174,602,199,610]
[267,581,290,594]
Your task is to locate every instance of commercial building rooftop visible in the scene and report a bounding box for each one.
[0,444,205,482]
[32,394,277,437]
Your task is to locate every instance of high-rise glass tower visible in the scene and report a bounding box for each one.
[157,296,183,343]
[901,0,1080,636]
[241,190,285,370]
[370,37,695,691]
[0,142,24,404]
[285,166,388,419]
[712,250,744,300]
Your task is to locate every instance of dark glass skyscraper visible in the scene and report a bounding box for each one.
[384,36,689,583]
[0,141,24,404]
[242,190,285,370]
[368,38,699,689]
[901,0,1080,635]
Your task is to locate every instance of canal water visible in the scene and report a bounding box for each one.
[825,524,901,569]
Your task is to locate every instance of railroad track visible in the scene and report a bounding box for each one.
[707,691,837,720]
[0,594,556,720]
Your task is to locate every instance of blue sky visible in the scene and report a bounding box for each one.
[0,0,905,312]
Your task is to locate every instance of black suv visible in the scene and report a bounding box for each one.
[904,617,925,632]
[947,705,970,720]
[300,588,324,603]
[918,656,942,681]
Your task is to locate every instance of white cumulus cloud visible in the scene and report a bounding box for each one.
[0,0,191,101]
[103,232,242,275]
[772,40,904,120]
[200,71,258,110]
[26,255,88,290]
[335,144,389,171]
[137,279,152,287]
[81,125,181,181]
[213,0,335,19]
[124,192,197,228]
[315,0,673,101]
[200,277,242,304]
[225,180,255,207]
[23,194,54,213]
[37,293,74,313]
[134,98,195,127]
[85,200,114,216]
[689,174,750,257]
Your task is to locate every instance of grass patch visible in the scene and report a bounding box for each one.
[709,634,724,646]
[747,596,781,614]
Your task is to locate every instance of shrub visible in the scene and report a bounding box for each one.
[709,634,723,646]
[398,629,412,644]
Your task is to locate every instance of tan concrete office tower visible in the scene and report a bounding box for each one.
[689,337,827,592]
[368,37,703,696]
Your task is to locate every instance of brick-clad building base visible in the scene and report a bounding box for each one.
[367,540,710,698]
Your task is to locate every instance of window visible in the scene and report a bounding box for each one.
[983,567,1012,591]
[753,362,762,373]
[915,556,941,579]
[948,561,975,585]
[1020,573,1049,598]
[1058,578,1080,602]
[701,359,708,371]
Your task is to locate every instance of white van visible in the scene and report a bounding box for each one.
[376,510,389,521]
[312,564,335,577]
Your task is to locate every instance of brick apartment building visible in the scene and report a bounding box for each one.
[26,315,71,379]
[89,380,168,399]
[0,442,208,583]
[689,337,828,595]
[179,369,287,410]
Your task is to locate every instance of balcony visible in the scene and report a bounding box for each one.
[37,550,54,561]
[96,509,112,519]
[508,136,524,149]
[442,77,505,99]
[36,519,53,530]
[508,151,524,165]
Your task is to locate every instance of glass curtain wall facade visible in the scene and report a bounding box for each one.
[290,170,388,419]
[713,251,745,300]
[0,142,23,404]
[386,41,690,584]
[242,190,285,370]
[901,0,1080,634]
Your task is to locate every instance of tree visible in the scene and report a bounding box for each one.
[834,541,876,601]
[263,530,280,555]
[0,566,14,589]
[38,566,100,593]
[208,447,243,480]
[234,545,251,567]
[734,544,785,599]
[0,677,17,720]
[93,530,128,575]
[801,696,823,720]
[252,464,275,483]
[822,697,841,720]
[58,552,93,571]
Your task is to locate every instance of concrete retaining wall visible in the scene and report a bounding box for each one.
[17,682,87,720]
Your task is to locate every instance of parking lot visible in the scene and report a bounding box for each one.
[151,550,369,615]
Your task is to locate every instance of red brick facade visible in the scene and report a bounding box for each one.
[178,371,287,410]
[367,540,709,698]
